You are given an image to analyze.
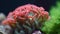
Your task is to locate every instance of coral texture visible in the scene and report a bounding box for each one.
[2,4,49,34]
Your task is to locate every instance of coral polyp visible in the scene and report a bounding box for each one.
[2,4,49,34]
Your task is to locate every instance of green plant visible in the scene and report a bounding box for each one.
[41,1,60,34]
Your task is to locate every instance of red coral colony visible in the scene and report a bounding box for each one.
[2,4,49,34]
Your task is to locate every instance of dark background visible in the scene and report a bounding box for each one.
[0,0,56,16]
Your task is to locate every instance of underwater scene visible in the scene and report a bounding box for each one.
[0,0,60,34]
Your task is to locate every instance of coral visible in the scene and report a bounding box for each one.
[0,13,6,23]
[2,4,49,34]
[0,25,12,34]
[32,30,41,34]
[0,25,6,34]
[41,1,60,34]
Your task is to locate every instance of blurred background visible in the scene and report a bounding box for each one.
[0,0,57,16]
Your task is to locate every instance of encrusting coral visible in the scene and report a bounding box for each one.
[2,4,49,34]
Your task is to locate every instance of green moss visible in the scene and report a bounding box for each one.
[41,1,60,34]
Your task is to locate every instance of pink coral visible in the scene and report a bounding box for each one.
[2,4,49,27]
